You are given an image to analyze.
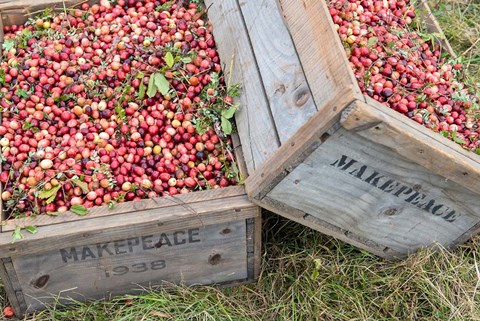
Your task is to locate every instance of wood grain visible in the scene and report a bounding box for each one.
[267,127,480,256]
[246,93,355,200]
[278,0,364,112]
[0,195,258,257]
[2,186,247,232]
[205,0,280,173]
[238,0,318,142]
[12,220,249,313]
[342,98,480,196]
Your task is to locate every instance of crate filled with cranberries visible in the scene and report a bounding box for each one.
[202,0,480,259]
[0,0,261,317]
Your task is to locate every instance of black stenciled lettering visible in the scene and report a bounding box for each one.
[157,233,173,247]
[379,179,401,193]
[127,237,140,253]
[189,229,201,243]
[60,248,78,263]
[330,155,357,171]
[421,199,436,212]
[81,246,96,260]
[393,185,413,197]
[348,165,367,179]
[142,235,154,250]
[173,231,186,245]
[329,155,460,223]
[363,171,385,187]
[96,242,113,257]
[432,204,447,216]
[114,240,127,254]
[443,210,458,222]
[405,192,427,205]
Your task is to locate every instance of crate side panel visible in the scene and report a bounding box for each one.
[12,220,248,312]
[238,0,318,142]
[205,0,280,173]
[342,99,480,196]
[267,128,480,255]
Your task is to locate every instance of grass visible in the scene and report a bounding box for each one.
[2,1,480,320]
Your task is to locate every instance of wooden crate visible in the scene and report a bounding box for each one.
[206,0,480,258]
[0,187,260,317]
[0,0,261,317]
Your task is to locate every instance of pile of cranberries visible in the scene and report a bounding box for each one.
[0,0,238,218]
[329,0,480,150]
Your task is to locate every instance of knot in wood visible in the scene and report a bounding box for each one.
[294,87,310,107]
[208,253,222,265]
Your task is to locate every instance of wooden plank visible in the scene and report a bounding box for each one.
[2,186,247,232]
[205,0,281,173]
[255,196,400,258]
[0,258,27,314]
[0,195,258,257]
[10,219,249,313]
[342,98,480,196]
[267,127,480,256]
[238,0,318,142]
[245,92,355,200]
[418,0,456,57]
[278,0,364,113]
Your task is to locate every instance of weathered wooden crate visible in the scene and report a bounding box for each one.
[206,0,480,258]
[0,187,260,317]
[0,0,261,317]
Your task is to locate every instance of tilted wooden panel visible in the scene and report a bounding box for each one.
[238,0,317,142]
[342,99,480,196]
[205,0,280,173]
[266,127,480,256]
[9,219,250,313]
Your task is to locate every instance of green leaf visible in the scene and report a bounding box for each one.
[368,37,378,47]
[72,179,89,193]
[11,226,24,244]
[154,72,170,96]
[181,57,192,63]
[221,117,233,135]
[476,149,480,156]
[453,136,466,145]
[165,52,174,68]
[440,131,449,138]
[147,75,157,98]
[25,225,38,234]
[451,131,466,145]
[17,89,29,99]
[221,107,236,119]
[71,204,88,216]
[0,69,5,85]
[47,212,60,216]
[38,185,61,204]
[138,80,146,101]
[3,39,15,52]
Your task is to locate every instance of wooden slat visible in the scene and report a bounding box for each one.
[267,126,480,256]
[0,258,27,314]
[341,98,480,196]
[0,195,258,257]
[2,186,247,232]
[238,0,318,142]
[255,196,398,258]
[12,219,249,313]
[418,0,456,57]
[278,0,364,114]
[245,92,355,200]
[205,0,281,173]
